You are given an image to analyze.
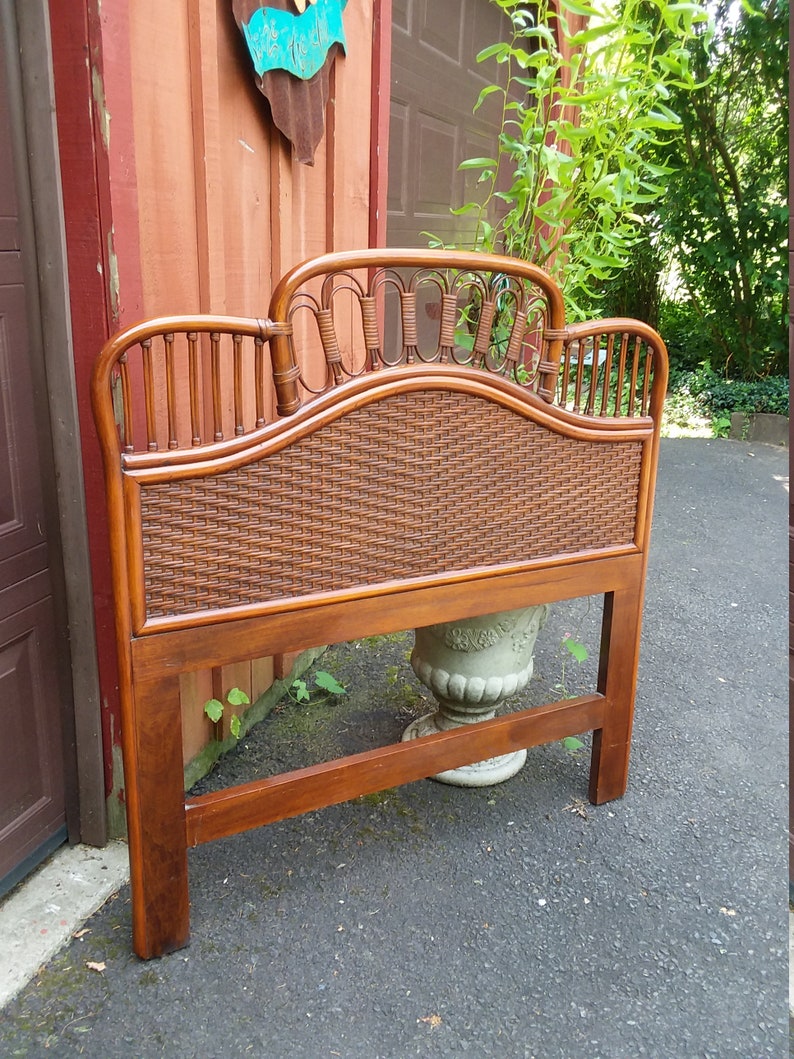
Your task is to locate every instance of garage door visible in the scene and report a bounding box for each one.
[0,17,73,896]
[387,0,510,249]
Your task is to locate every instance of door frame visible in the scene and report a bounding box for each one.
[1,0,106,845]
[369,0,392,249]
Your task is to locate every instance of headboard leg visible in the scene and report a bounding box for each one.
[589,587,645,805]
[125,670,190,959]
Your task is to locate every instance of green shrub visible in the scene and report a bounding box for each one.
[597,236,664,331]
[668,365,789,418]
[656,0,788,380]
[659,301,720,374]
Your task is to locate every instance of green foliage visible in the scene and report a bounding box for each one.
[593,226,665,327]
[291,679,311,703]
[711,416,732,438]
[668,364,789,419]
[562,735,586,753]
[656,0,788,378]
[313,671,348,696]
[562,637,588,663]
[203,698,224,723]
[555,632,590,699]
[204,687,250,741]
[290,670,347,704]
[446,0,709,315]
[658,299,721,372]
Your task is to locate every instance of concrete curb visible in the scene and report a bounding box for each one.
[728,411,788,446]
[0,841,129,1008]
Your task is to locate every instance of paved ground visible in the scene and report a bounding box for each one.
[0,437,788,1058]
[0,842,129,1008]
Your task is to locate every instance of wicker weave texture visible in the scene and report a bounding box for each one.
[138,391,644,619]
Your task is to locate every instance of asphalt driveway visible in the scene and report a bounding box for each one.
[0,437,788,1058]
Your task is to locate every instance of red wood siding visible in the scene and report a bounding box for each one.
[51,0,376,809]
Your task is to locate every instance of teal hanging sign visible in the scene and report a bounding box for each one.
[242,0,348,81]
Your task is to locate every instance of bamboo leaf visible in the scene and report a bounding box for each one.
[475,43,510,63]
[558,0,600,17]
[458,157,497,171]
[473,84,503,113]
[568,21,620,46]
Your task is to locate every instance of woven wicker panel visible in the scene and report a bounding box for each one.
[138,391,644,619]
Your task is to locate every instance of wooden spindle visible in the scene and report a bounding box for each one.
[211,332,222,441]
[641,344,653,416]
[360,295,382,369]
[119,352,134,453]
[438,293,459,363]
[399,291,418,362]
[505,310,527,377]
[628,335,642,417]
[614,333,629,417]
[600,333,615,416]
[255,335,266,428]
[187,332,201,446]
[559,343,573,409]
[141,338,157,451]
[164,333,178,448]
[316,308,344,384]
[233,334,244,435]
[585,334,601,416]
[573,338,585,414]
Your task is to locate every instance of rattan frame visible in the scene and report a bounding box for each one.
[91,249,668,959]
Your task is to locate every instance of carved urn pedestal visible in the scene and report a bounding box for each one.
[402,605,549,787]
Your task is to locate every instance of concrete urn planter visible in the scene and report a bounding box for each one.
[403,604,549,786]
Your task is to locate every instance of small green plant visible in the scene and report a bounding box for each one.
[711,416,731,439]
[562,636,588,664]
[562,735,586,754]
[289,670,347,704]
[204,686,250,740]
[557,635,589,754]
[555,633,590,700]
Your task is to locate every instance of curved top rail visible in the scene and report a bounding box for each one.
[90,257,668,462]
[91,315,286,386]
[268,248,568,416]
[91,315,289,458]
[559,318,669,421]
[270,248,567,313]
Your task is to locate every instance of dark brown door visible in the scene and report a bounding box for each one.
[387,0,509,249]
[0,26,70,894]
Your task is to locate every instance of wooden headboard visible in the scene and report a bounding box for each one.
[91,249,667,958]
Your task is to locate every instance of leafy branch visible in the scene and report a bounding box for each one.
[446,0,711,315]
